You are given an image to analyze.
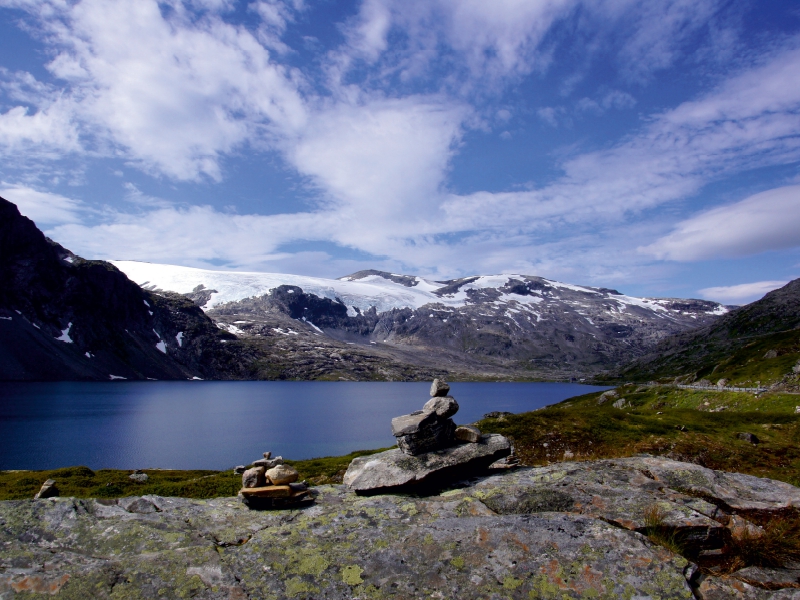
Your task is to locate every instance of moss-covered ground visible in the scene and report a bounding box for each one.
[5,385,800,500]
[479,385,800,486]
[0,448,387,501]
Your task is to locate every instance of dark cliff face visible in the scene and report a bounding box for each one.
[0,197,242,381]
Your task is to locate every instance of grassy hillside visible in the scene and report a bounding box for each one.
[615,279,800,387]
[479,385,800,486]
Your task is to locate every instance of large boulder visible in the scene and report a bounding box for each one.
[343,433,511,493]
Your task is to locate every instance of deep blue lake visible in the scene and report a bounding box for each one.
[0,381,609,470]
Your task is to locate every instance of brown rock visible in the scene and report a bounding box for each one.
[455,425,481,443]
[266,464,299,485]
[242,466,266,489]
[239,485,292,498]
[33,479,58,499]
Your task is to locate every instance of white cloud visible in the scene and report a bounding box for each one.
[698,281,788,305]
[641,186,800,261]
[0,0,307,180]
[0,185,86,226]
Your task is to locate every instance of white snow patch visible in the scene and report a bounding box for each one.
[15,310,21,314]
[109,374,127,380]
[56,323,73,343]
[156,340,167,354]
[176,332,183,347]
[85,352,93,358]
[219,323,245,336]
[111,262,727,320]
[190,376,203,381]
[143,300,150,308]
[272,328,299,336]
[0,316,11,321]
[63,256,74,263]
[33,322,40,329]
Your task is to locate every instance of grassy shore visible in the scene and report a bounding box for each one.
[3,385,799,500]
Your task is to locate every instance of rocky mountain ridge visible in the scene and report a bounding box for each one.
[0,197,251,381]
[113,260,730,378]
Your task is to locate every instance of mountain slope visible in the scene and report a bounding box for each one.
[112,261,729,378]
[616,278,800,387]
[0,197,249,381]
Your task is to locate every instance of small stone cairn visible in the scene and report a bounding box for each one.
[391,379,482,454]
[238,451,311,509]
[343,379,513,493]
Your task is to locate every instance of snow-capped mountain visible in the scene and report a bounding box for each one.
[112,261,729,377]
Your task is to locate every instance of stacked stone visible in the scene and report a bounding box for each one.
[238,451,311,509]
[391,379,483,455]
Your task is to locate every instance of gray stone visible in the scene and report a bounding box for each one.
[33,479,58,499]
[343,433,511,492]
[737,432,760,444]
[118,496,160,514]
[391,410,437,436]
[252,456,283,468]
[597,389,619,404]
[455,424,481,443]
[232,465,245,474]
[396,417,456,455]
[263,451,271,459]
[612,397,628,409]
[129,472,149,483]
[422,395,459,418]
[242,466,265,489]
[266,464,298,485]
[429,378,450,397]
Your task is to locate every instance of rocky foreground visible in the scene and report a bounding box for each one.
[2,457,800,599]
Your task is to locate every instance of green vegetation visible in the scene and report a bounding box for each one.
[620,326,800,386]
[0,448,388,501]
[478,385,800,486]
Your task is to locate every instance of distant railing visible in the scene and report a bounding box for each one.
[673,384,768,393]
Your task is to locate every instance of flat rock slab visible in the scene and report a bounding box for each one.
[2,457,800,599]
[343,433,511,492]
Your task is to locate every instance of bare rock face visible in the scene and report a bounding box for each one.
[7,457,800,598]
[343,434,511,493]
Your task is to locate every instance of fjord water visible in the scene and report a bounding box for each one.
[0,381,609,470]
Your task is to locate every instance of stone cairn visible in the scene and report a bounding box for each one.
[237,452,312,509]
[392,379,482,454]
[343,379,514,493]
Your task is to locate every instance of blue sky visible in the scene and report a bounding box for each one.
[1,0,799,304]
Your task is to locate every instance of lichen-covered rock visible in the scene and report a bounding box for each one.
[344,433,511,493]
[3,457,800,598]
